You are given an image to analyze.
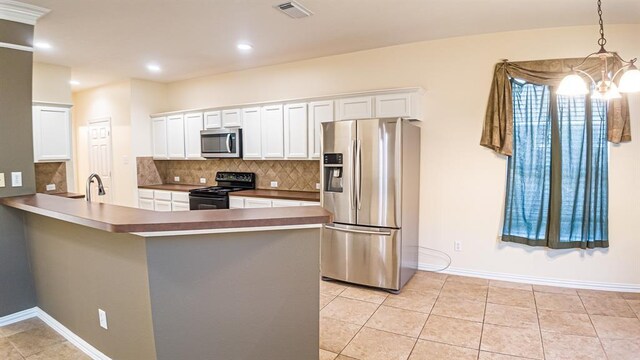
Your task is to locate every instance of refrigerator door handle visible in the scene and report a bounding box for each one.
[352,139,357,210]
[356,139,362,210]
[324,224,392,236]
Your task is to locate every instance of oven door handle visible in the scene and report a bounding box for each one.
[226,134,232,153]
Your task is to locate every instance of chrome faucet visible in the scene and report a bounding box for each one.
[86,173,106,202]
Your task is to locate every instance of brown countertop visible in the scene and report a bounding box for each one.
[138,184,202,192]
[233,189,320,202]
[1,194,331,234]
[49,192,85,199]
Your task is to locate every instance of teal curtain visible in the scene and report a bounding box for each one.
[502,79,608,249]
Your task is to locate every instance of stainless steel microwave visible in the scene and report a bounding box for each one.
[201,128,242,158]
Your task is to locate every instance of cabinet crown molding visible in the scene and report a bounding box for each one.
[150,87,425,118]
[0,0,50,25]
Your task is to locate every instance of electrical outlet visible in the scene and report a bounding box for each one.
[98,309,108,330]
[0,173,5,188]
[316,183,321,190]
[270,181,278,188]
[46,184,56,191]
[200,178,206,184]
[11,172,22,187]
[174,176,180,182]
[454,241,462,252]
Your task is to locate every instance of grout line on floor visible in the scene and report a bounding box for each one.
[578,294,610,360]
[532,288,548,360]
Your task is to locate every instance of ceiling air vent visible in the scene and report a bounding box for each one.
[274,1,313,19]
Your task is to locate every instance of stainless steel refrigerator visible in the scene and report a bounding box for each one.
[321,118,420,292]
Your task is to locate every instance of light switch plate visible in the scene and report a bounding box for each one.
[46,184,56,191]
[315,183,320,190]
[11,172,22,187]
[174,176,180,182]
[0,173,5,188]
[200,178,206,184]
[270,181,278,188]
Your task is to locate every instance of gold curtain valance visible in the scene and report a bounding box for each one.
[480,58,631,156]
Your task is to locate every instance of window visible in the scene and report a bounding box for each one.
[502,79,608,249]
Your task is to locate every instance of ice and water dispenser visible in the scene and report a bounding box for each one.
[323,153,343,192]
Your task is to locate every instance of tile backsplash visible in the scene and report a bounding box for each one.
[35,162,67,194]
[137,157,320,192]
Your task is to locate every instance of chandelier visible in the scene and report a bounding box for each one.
[557,0,640,99]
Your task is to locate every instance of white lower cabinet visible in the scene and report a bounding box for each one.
[139,198,155,210]
[272,199,301,208]
[244,198,273,208]
[230,195,320,209]
[229,197,245,209]
[171,191,190,211]
[154,200,172,212]
[138,189,191,212]
[171,202,190,212]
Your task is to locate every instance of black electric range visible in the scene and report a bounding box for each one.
[189,172,255,210]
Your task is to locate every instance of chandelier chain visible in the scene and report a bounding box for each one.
[597,0,606,47]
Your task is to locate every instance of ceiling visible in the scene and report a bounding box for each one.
[26,0,640,91]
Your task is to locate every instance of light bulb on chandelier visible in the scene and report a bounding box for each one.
[558,0,639,98]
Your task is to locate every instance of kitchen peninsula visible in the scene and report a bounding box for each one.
[1,194,331,360]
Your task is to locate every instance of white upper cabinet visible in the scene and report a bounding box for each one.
[167,114,185,159]
[204,110,222,129]
[261,105,284,159]
[336,96,373,120]
[308,100,334,159]
[242,107,262,159]
[222,108,242,128]
[375,93,413,118]
[284,103,308,159]
[33,105,72,162]
[152,116,168,159]
[149,88,424,161]
[184,112,204,159]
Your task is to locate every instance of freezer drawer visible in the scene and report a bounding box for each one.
[321,223,402,291]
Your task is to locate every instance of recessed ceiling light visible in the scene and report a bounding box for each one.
[34,42,52,49]
[237,43,253,51]
[146,64,162,72]
[69,80,80,86]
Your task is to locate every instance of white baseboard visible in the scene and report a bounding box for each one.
[34,307,111,360]
[0,307,37,327]
[418,263,640,293]
[0,307,110,360]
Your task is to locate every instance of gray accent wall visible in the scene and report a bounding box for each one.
[146,229,320,360]
[0,19,37,317]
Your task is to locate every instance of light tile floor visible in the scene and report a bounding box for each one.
[0,318,88,360]
[320,271,640,360]
[3,271,640,359]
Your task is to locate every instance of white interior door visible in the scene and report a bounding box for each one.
[88,120,113,203]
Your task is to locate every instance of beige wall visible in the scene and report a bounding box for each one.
[72,79,167,207]
[165,24,640,287]
[25,213,156,360]
[72,81,133,206]
[33,62,72,104]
